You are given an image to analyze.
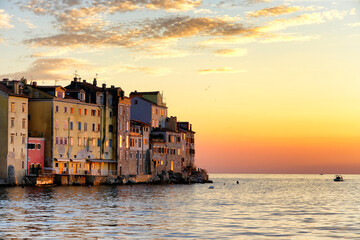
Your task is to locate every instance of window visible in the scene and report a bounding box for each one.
[134,100,138,105]
[92,138,96,147]
[22,103,26,113]
[129,153,132,159]
[22,161,24,169]
[64,137,67,145]
[109,125,113,133]
[109,139,112,147]
[64,106,67,113]
[152,120,155,127]
[84,109,88,115]
[84,138,87,147]
[109,111,112,118]
[28,143,35,149]
[127,121,129,131]
[55,105,59,112]
[91,110,96,116]
[178,149,181,155]
[98,109,101,116]
[108,97,112,106]
[138,140,141,148]
[22,136,26,144]
[22,118,26,129]
[126,136,129,148]
[98,124,100,132]
[10,118,15,128]
[84,123,87,131]
[55,120,59,129]
[78,122,81,131]
[71,107,74,114]
[97,138,101,147]
[92,124,95,131]
[105,140,109,147]
[10,134,14,144]
[64,121,68,130]
[70,122,73,130]
[152,108,155,115]
[119,135,122,148]
[60,137,63,145]
[78,108,81,115]
[70,137,73,146]
[78,137,82,146]
[55,137,59,145]
[11,102,15,112]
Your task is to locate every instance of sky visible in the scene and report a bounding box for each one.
[1,0,360,173]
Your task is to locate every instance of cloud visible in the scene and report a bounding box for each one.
[0,58,90,81]
[197,67,246,74]
[262,10,348,32]
[0,9,14,28]
[247,5,302,18]
[17,18,35,29]
[24,16,260,50]
[214,48,248,57]
[19,0,202,15]
[260,33,320,43]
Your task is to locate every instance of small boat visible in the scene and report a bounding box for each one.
[334,175,344,182]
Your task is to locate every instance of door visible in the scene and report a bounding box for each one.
[59,163,63,174]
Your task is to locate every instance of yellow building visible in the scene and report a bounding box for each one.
[0,80,28,184]
[27,84,115,176]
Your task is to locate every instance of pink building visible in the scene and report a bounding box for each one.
[27,137,45,175]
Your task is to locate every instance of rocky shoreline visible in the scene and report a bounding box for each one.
[0,168,212,187]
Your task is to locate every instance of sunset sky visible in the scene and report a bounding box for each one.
[1,0,360,173]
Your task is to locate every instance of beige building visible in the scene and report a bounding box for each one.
[0,80,28,184]
[27,84,115,176]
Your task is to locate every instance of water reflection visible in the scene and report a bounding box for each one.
[0,175,360,238]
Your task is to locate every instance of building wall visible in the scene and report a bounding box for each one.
[27,137,45,172]
[151,141,166,174]
[151,105,167,128]
[7,96,28,183]
[130,97,152,125]
[52,100,102,173]
[28,100,53,168]
[118,100,130,176]
[0,92,8,179]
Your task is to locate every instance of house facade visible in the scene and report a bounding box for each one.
[0,80,28,184]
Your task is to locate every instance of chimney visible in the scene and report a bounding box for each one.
[74,76,78,82]
[13,81,20,95]
[2,78,9,82]
[93,78,97,86]
[111,85,114,89]
[102,83,106,90]
[83,79,86,83]
[32,81,37,87]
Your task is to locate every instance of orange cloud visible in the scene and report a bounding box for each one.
[214,48,248,56]
[248,5,301,18]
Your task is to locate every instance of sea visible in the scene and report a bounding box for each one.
[0,174,359,239]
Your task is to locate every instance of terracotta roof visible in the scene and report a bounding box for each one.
[131,119,151,126]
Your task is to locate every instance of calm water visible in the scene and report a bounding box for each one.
[0,174,360,239]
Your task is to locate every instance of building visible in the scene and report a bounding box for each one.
[130,91,168,128]
[129,120,151,175]
[27,137,45,175]
[0,80,28,184]
[117,97,131,176]
[65,77,127,176]
[178,122,196,169]
[26,83,105,175]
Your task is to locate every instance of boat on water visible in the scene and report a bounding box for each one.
[334,175,344,182]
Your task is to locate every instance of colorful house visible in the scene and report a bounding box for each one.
[0,80,28,184]
[27,137,45,175]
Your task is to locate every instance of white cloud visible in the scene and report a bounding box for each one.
[0,9,14,29]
